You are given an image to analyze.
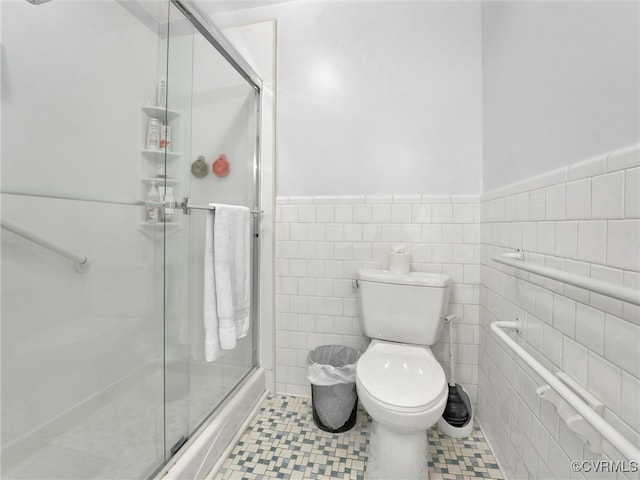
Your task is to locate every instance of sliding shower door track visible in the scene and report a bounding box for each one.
[170,436,188,456]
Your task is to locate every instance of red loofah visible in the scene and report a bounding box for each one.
[212,154,230,177]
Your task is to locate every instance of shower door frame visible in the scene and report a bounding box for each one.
[169,0,264,384]
[171,0,263,90]
[0,1,264,477]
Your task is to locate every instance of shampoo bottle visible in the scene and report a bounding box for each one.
[160,123,171,151]
[163,187,174,223]
[146,117,160,150]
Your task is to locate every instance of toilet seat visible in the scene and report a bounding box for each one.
[356,342,447,413]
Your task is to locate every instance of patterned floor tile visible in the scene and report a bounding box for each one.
[213,394,503,480]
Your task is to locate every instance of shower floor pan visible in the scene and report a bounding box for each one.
[2,363,263,480]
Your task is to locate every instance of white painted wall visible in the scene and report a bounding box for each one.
[482,1,640,191]
[213,1,484,196]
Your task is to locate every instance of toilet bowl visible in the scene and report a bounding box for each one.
[357,341,448,431]
[356,340,448,479]
[355,269,451,480]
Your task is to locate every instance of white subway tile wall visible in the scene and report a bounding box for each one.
[275,195,481,399]
[478,146,640,479]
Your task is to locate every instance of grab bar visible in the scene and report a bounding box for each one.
[1,219,88,272]
[492,252,640,306]
[491,321,640,462]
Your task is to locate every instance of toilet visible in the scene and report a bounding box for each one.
[355,269,451,480]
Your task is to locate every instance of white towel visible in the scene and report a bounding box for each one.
[203,204,251,362]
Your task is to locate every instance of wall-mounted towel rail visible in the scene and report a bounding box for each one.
[492,252,640,306]
[1,219,88,272]
[491,321,640,462]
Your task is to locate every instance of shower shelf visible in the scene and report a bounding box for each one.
[140,105,182,230]
[141,149,180,160]
[141,177,179,185]
[141,105,180,122]
[139,222,180,238]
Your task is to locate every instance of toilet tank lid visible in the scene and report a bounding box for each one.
[357,269,450,287]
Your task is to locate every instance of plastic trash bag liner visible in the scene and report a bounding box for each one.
[307,345,360,430]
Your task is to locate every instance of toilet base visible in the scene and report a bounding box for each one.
[365,420,429,480]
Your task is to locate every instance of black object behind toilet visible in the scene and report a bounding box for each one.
[442,383,470,427]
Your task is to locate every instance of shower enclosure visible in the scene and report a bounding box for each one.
[1,1,262,478]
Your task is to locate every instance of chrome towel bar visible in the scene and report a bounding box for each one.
[166,197,263,216]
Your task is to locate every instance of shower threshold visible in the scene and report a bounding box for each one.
[1,363,265,480]
[155,367,266,480]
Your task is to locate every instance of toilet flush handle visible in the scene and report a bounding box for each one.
[352,279,359,289]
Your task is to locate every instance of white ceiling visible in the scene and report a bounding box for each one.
[122,0,292,29]
[194,0,294,15]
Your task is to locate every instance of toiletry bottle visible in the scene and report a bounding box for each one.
[147,181,159,223]
[158,185,165,223]
[163,187,174,223]
[146,118,160,150]
[160,123,171,151]
[157,76,167,106]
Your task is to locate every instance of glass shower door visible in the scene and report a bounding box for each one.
[164,1,260,443]
[1,0,169,478]
[162,2,194,459]
[1,1,261,477]
[186,23,259,436]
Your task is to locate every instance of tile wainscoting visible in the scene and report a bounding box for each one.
[478,145,640,479]
[275,194,481,401]
[272,145,639,480]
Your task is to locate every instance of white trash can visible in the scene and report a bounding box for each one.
[307,345,360,432]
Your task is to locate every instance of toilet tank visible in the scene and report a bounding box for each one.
[356,269,451,345]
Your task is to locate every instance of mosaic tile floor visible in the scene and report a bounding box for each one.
[214,394,504,480]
